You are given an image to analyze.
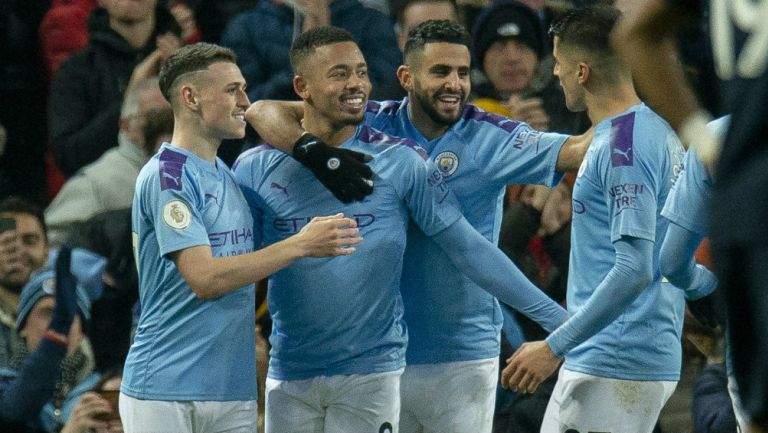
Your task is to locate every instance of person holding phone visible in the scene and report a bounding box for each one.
[61,370,123,433]
[0,197,49,370]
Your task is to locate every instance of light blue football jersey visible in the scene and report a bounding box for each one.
[123,143,257,401]
[662,116,730,236]
[559,103,686,381]
[364,99,568,363]
[233,125,463,381]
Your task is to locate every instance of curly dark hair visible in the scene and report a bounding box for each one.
[403,19,470,64]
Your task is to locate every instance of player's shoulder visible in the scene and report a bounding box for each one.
[232,144,283,173]
[456,103,524,134]
[137,146,196,191]
[357,125,429,161]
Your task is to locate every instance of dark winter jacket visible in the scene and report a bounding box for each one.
[221,0,401,102]
[48,6,180,177]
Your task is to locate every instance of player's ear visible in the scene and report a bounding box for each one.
[396,65,413,93]
[180,84,200,111]
[294,75,310,100]
[577,62,590,84]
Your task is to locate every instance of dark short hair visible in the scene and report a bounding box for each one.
[395,0,459,27]
[289,26,357,75]
[548,5,621,58]
[0,196,47,241]
[158,42,237,102]
[404,19,470,63]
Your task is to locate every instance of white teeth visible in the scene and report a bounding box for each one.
[234,113,245,121]
[437,96,460,103]
[344,97,363,105]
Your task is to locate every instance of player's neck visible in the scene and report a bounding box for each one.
[170,126,220,164]
[302,110,357,147]
[585,82,641,125]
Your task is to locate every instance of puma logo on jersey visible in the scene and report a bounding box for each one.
[271,182,289,197]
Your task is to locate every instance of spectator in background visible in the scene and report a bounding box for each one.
[0,198,49,373]
[395,0,460,51]
[60,369,124,433]
[48,0,182,178]
[45,78,172,246]
[471,0,588,135]
[38,0,99,82]
[0,246,100,433]
[221,0,401,102]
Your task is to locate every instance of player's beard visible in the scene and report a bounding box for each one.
[412,83,465,128]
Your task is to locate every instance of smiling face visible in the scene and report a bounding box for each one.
[297,41,371,128]
[194,62,250,140]
[404,42,470,129]
[0,212,47,293]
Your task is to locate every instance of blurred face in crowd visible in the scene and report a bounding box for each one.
[100,0,159,24]
[552,36,587,112]
[0,212,47,293]
[398,1,459,51]
[296,42,371,128]
[122,85,170,149]
[483,38,539,94]
[401,42,470,130]
[193,62,250,140]
[20,296,83,355]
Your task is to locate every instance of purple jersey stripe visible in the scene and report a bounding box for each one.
[610,112,636,167]
[159,148,187,191]
[358,125,428,160]
[463,104,522,133]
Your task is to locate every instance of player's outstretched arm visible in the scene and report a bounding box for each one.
[502,236,653,393]
[556,127,593,172]
[171,213,362,299]
[660,222,717,300]
[246,100,375,203]
[431,217,568,332]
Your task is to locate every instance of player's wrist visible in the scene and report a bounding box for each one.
[292,132,319,161]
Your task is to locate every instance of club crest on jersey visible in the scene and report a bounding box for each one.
[434,151,459,177]
[163,200,191,229]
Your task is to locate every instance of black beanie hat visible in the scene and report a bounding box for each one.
[471,1,545,67]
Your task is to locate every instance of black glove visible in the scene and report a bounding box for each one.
[49,244,78,335]
[292,133,375,203]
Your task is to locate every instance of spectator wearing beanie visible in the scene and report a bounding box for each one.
[470,0,588,135]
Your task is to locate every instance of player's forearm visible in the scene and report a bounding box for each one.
[432,218,568,332]
[245,100,305,153]
[546,237,653,357]
[173,241,304,299]
[612,0,700,131]
[660,222,715,299]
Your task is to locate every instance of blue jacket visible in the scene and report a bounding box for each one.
[222,0,401,102]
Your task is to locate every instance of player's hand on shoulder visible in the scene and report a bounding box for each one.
[292,133,375,203]
[296,213,364,257]
[501,340,561,394]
